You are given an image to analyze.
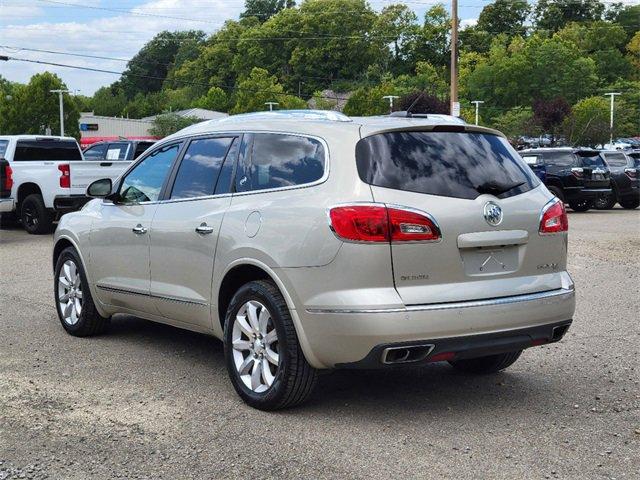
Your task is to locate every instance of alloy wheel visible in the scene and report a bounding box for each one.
[231,300,280,393]
[58,260,83,325]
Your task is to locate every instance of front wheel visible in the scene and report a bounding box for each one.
[449,351,522,374]
[54,247,110,336]
[223,280,317,410]
[568,199,593,212]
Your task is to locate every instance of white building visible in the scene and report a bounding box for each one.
[78,113,155,148]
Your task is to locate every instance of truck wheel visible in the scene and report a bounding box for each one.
[54,247,110,336]
[449,351,522,374]
[620,197,639,209]
[594,191,616,210]
[547,186,565,204]
[20,194,54,234]
[568,199,592,212]
[223,280,317,410]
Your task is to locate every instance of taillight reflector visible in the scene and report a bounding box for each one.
[625,168,637,180]
[571,167,584,179]
[329,204,441,243]
[58,164,70,188]
[539,199,568,235]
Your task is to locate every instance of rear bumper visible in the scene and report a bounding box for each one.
[53,195,91,213]
[298,285,576,368]
[564,187,611,202]
[0,197,15,213]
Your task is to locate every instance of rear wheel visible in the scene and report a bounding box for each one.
[54,247,110,336]
[21,194,54,234]
[594,190,617,210]
[547,186,565,204]
[620,196,639,209]
[449,351,522,374]
[568,199,592,212]
[223,280,317,410]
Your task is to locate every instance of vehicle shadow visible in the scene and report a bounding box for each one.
[103,315,559,418]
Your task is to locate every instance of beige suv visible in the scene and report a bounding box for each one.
[52,111,575,410]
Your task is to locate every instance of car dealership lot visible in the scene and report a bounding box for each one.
[1,209,638,479]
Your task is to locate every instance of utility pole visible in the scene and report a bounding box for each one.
[382,95,400,114]
[264,102,278,111]
[604,92,621,145]
[50,89,70,136]
[450,0,459,117]
[471,100,484,125]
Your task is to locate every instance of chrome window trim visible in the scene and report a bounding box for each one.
[305,287,574,314]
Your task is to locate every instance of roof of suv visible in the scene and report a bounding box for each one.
[163,110,502,143]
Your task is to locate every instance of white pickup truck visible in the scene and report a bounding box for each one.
[0,135,131,234]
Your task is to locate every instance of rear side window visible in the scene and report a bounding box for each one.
[106,142,130,160]
[134,142,154,159]
[0,140,9,157]
[236,133,325,192]
[170,137,236,199]
[544,152,574,166]
[14,140,82,161]
[521,154,541,166]
[604,153,628,167]
[83,143,107,160]
[356,131,539,200]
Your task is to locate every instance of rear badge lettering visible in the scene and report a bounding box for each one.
[537,263,559,271]
[400,274,429,282]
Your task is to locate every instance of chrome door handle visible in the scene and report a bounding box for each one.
[132,224,147,235]
[195,223,214,235]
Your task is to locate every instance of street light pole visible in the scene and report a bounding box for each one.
[604,92,621,145]
[264,102,279,111]
[450,0,459,116]
[382,95,400,114]
[471,100,484,125]
[50,89,70,136]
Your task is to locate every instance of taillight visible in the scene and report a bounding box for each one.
[571,167,584,179]
[539,199,568,235]
[58,164,70,188]
[1,162,13,194]
[625,168,637,180]
[328,204,441,243]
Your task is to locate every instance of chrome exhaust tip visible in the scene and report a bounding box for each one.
[381,344,435,364]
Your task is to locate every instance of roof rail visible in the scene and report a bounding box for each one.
[218,109,352,123]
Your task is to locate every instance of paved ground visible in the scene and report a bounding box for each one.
[0,208,638,479]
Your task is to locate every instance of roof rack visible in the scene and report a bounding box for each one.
[219,110,352,123]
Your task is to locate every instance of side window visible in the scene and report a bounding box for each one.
[0,140,8,157]
[134,142,154,159]
[521,155,541,166]
[236,133,325,192]
[170,137,236,199]
[545,152,574,167]
[119,143,181,204]
[106,142,129,160]
[83,144,107,160]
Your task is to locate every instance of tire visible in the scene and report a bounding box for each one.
[594,190,617,210]
[223,280,317,410]
[20,194,54,234]
[449,350,522,374]
[54,247,110,336]
[547,186,565,204]
[620,196,639,210]
[568,199,592,212]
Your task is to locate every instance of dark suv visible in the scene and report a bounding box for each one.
[596,150,639,209]
[519,148,611,212]
[82,140,155,161]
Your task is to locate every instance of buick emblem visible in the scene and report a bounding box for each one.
[483,202,503,226]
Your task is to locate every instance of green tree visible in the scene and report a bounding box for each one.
[491,107,538,138]
[535,0,605,32]
[407,5,451,68]
[563,96,609,146]
[610,5,640,41]
[149,113,202,138]
[627,31,640,77]
[231,67,305,113]
[373,4,418,74]
[90,86,128,117]
[1,72,80,137]
[241,0,295,22]
[196,86,230,111]
[477,0,530,37]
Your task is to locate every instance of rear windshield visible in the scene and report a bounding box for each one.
[577,152,606,168]
[14,139,82,161]
[356,131,539,200]
[604,153,628,167]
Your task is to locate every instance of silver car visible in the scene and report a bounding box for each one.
[53,111,575,410]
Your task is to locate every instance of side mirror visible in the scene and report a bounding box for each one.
[87,178,113,198]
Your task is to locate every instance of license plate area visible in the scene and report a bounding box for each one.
[461,246,520,276]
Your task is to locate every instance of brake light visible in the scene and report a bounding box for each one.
[625,168,637,180]
[58,164,70,188]
[571,167,584,179]
[539,199,568,235]
[328,204,441,243]
[2,163,13,193]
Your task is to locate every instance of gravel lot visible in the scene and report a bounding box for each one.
[1,208,638,479]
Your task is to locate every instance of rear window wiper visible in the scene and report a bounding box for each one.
[475,181,525,196]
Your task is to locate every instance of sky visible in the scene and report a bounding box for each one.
[0,0,631,95]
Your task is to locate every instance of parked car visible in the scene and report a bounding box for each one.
[0,135,133,234]
[83,139,155,161]
[53,111,575,410]
[595,151,639,210]
[519,148,611,211]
